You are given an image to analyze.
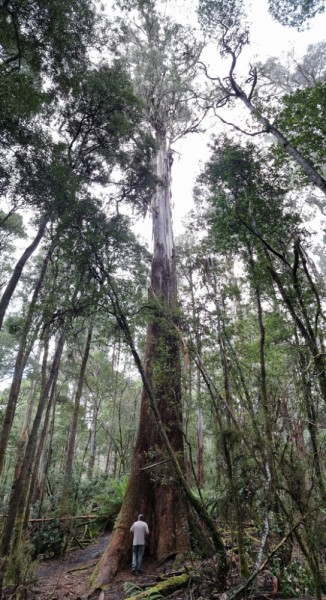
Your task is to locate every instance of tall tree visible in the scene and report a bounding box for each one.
[92,1,208,586]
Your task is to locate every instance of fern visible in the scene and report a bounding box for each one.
[94,475,129,517]
[124,581,143,596]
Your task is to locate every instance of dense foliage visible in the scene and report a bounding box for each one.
[1,0,326,599]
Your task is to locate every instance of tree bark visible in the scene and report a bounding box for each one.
[13,343,42,483]
[91,283,227,589]
[297,346,326,502]
[92,132,190,587]
[240,93,326,195]
[0,328,66,598]
[213,275,249,578]
[38,395,56,518]
[87,396,98,480]
[26,373,59,526]
[9,365,60,577]
[222,56,326,196]
[0,214,49,330]
[0,249,51,480]
[61,325,93,515]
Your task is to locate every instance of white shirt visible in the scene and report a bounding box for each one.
[130,520,149,545]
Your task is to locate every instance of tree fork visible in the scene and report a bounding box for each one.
[218,44,326,197]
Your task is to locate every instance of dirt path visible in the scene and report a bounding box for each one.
[31,535,179,600]
[27,531,305,600]
[35,534,112,579]
[32,534,112,599]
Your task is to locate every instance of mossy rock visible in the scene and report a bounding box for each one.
[173,552,188,570]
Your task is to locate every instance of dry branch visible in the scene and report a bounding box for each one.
[139,459,169,471]
[214,519,303,600]
[66,562,97,574]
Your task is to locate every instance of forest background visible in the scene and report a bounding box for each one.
[1,0,326,599]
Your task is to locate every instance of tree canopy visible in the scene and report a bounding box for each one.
[1,1,326,600]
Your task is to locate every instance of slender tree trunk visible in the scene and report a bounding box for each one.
[297,347,326,501]
[196,404,204,488]
[75,429,92,504]
[0,328,66,598]
[105,440,112,474]
[184,357,192,487]
[0,214,49,330]
[13,333,49,487]
[107,333,120,474]
[31,372,57,511]
[87,395,98,480]
[229,78,326,196]
[35,435,47,503]
[9,369,59,577]
[188,272,205,489]
[60,325,93,515]
[24,376,59,528]
[0,249,51,479]
[13,343,42,482]
[255,286,274,468]
[38,398,56,518]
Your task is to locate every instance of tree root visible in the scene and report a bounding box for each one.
[124,573,190,600]
[66,562,97,574]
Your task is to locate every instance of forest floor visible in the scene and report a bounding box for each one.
[30,534,187,600]
[24,529,299,600]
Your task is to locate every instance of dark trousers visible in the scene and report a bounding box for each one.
[132,544,145,571]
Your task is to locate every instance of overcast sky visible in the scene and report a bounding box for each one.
[133,0,326,245]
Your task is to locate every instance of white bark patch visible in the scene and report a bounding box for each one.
[151,134,176,300]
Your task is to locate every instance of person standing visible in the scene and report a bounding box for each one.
[130,514,149,574]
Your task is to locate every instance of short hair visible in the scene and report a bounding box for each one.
[138,514,144,521]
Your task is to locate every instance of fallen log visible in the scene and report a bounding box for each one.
[0,515,100,523]
[124,573,190,600]
[0,514,100,522]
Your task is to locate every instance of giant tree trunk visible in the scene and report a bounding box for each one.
[91,133,189,588]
